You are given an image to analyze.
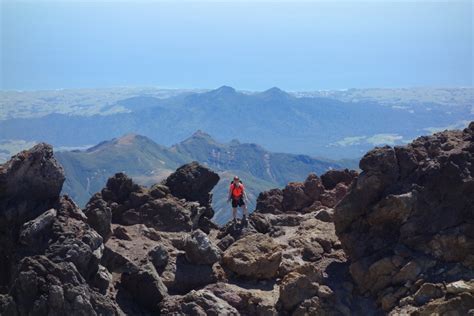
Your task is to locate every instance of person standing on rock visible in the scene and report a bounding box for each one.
[227,176,249,225]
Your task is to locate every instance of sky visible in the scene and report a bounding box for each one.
[1,0,472,91]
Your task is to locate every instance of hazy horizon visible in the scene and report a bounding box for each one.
[1,84,474,93]
[2,0,472,91]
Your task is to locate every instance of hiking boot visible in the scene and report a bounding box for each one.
[242,215,248,225]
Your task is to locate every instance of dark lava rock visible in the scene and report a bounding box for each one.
[164,161,219,210]
[84,193,112,241]
[334,122,474,312]
[255,188,284,214]
[0,144,120,315]
[183,229,221,265]
[320,169,358,190]
[121,263,168,313]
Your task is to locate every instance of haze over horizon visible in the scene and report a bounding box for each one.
[2,0,472,91]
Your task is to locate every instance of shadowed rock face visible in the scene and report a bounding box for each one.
[0,144,121,315]
[0,143,65,291]
[2,123,473,315]
[335,122,474,313]
[164,161,219,213]
[84,166,219,235]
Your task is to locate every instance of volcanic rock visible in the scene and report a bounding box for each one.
[222,233,282,279]
[84,193,112,241]
[160,289,239,315]
[255,188,284,214]
[321,169,358,190]
[121,263,168,313]
[256,168,357,214]
[164,161,219,211]
[334,122,474,311]
[183,229,221,265]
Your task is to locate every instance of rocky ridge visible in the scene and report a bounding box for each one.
[0,122,473,315]
[334,121,474,314]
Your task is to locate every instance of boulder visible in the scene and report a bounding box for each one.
[278,267,321,311]
[204,282,279,315]
[84,193,112,241]
[160,289,239,315]
[255,188,284,214]
[446,280,474,295]
[413,283,445,305]
[112,226,132,240]
[101,172,142,204]
[148,245,169,271]
[45,196,105,281]
[149,183,170,199]
[320,169,357,190]
[121,263,168,313]
[282,182,312,212]
[144,198,193,231]
[217,235,235,251]
[303,173,325,200]
[314,209,334,222]
[92,265,112,294]
[222,233,282,279]
[164,161,220,209]
[19,208,57,246]
[402,292,474,315]
[184,229,221,265]
[0,143,64,215]
[162,254,220,294]
[11,256,119,315]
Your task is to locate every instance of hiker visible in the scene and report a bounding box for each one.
[227,176,249,224]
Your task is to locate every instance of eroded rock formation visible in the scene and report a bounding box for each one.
[0,144,120,315]
[1,122,473,315]
[335,122,474,314]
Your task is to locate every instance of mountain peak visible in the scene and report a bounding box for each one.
[206,85,237,97]
[116,133,140,145]
[86,133,152,152]
[259,87,291,98]
[178,130,218,146]
[191,130,213,139]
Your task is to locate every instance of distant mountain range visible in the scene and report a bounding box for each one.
[2,86,471,159]
[55,131,348,224]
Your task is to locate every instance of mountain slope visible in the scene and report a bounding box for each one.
[2,86,471,159]
[56,134,189,206]
[56,132,344,224]
[171,130,338,185]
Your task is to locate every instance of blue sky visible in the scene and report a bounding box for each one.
[1,0,472,90]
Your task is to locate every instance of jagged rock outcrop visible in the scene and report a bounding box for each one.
[321,169,358,190]
[222,233,282,279]
[164,161,219,214]
[0,144,120,315]
[4,124,472,315]
[86,162,224,312]
[334,122,474,313]
[84,163,219,234]
[11,256,119,315]
[255,170,357,215]
[84,195,112,241]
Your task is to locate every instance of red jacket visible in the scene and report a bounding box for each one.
[230,182,244,200]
